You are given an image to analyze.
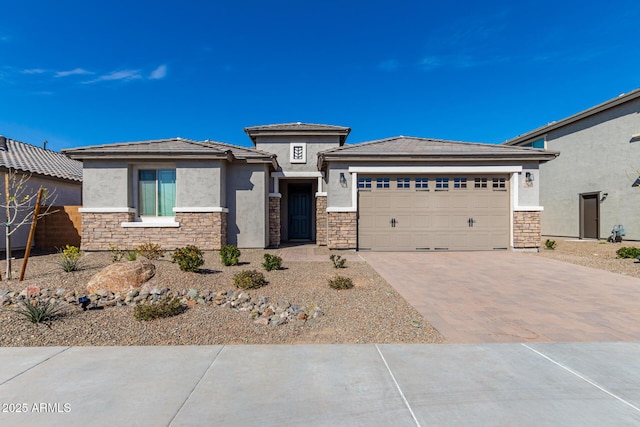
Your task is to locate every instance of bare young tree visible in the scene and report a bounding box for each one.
[1,168,56,280]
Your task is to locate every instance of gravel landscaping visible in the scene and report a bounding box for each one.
[534,237,640,278]
[0,248,444,346]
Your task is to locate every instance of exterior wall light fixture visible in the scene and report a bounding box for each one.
[339,172,348,187]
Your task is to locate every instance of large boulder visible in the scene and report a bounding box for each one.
[86,259,156,295]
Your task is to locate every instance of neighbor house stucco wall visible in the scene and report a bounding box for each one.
[0,173,81,250]
[226,163,269,248]
[536,98,640,239]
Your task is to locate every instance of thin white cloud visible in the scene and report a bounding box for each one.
[55,68,93,77]
[378,59,400,72]
[83,69,143,84]
[149,64,167,80]
[21,68,47,74]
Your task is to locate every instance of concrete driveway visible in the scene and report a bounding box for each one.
[359,251,640,343]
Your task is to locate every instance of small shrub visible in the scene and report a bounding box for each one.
[58,245,82,272]
[220,245,241,266]
[234,269,268,289]
[328,275,354,290]
[134,296,186,321]
[13,299,66,323]
[330,254,346,269]
[127,250,138,261]
[136,243,165,260]
[109,246,125,263]
[616,247,640,259]
[544,239,557,250]
[263,254,283,271]
[172,245,205,272]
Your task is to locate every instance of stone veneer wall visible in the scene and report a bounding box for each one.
[513,211,541,248]
[81,211,227,251]
[315,196,327,246]
[268,196,281,248]
[327,211,357,249]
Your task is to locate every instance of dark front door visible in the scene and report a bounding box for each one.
[288,184,312,239]
[580,193,599,239]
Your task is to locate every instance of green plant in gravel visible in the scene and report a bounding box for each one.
[57,245,82,272]
[220,245,241,266]
[233,269,268,289]
[544,239,557,250]
[329,254,346,268]
[616,247,640,259]
[127,250,138,261]
[262,254,283,271]
[171,245,205,272]
[13,298,66,323]
[136,242,165,260]
[328,275,353,290]
[133,296,186,321]
[109,246,125,263]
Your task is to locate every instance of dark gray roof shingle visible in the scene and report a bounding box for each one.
[0,137,82,182]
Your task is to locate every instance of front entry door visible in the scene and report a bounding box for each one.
[288,184,312,239]
[580,193,599,239]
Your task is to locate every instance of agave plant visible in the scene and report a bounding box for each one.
[13,298,66,324]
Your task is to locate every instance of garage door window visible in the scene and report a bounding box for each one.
[397,178,410,189]
[435,178,449,190]
[474,178,488,188]
[358,177,372,189]
[493,178,506,189]
[453,178,467,189]
[415,178,429,189]
[376,178,390,189]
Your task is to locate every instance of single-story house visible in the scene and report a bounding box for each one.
[63,123,557,251]
[0,135,83,250]
[503,88,640,240]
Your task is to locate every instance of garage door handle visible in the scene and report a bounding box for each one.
[468,218,476,227]
[391,218,397,228]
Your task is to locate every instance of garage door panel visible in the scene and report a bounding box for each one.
[358,175,510,251]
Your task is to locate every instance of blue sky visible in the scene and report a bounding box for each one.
[1,0,639,152]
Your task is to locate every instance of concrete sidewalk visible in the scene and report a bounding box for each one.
[1,344,640,426]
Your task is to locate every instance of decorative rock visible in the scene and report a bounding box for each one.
[186,300,196,308]
[55,288,66,297]
[254,317,269,326]
[0,290,9,297]
[187,289,199,299]
[86,259,156,294]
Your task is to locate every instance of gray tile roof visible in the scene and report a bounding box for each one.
[244,122,351,132]
[63,137,277,164]
[0,136,82,182]
[319,136,558,167]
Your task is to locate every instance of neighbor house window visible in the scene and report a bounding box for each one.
[415,178,429,189]
[138,169,176,216]
[290,143,307,163]
[358,177,372,189]
[435,178,449,189]
[453,178,467,188]
[397,178,410,188]
[376,178,390,188]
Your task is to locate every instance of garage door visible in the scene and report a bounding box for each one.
[358,175,510,251]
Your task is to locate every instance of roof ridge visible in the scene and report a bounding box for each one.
[200,139,274,156]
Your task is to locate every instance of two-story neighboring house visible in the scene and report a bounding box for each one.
[64,123,557,251]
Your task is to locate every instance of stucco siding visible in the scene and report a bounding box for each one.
[517,163,540,207]
[540,98,640,239]
[226,163,269,248]
[326,163,353,208]
[256,136,340,173]
[83,161,129,207]
[176,160,224,208]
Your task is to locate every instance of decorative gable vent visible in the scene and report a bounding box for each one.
[290,143,306,163]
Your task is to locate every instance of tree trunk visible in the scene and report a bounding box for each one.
[5,173,10,280]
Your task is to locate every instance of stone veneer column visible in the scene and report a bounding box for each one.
[81,211,227,251]
[513,211,541,249]
[315,195,327,246]
[327,211,357,249]
[268,196,281,248]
